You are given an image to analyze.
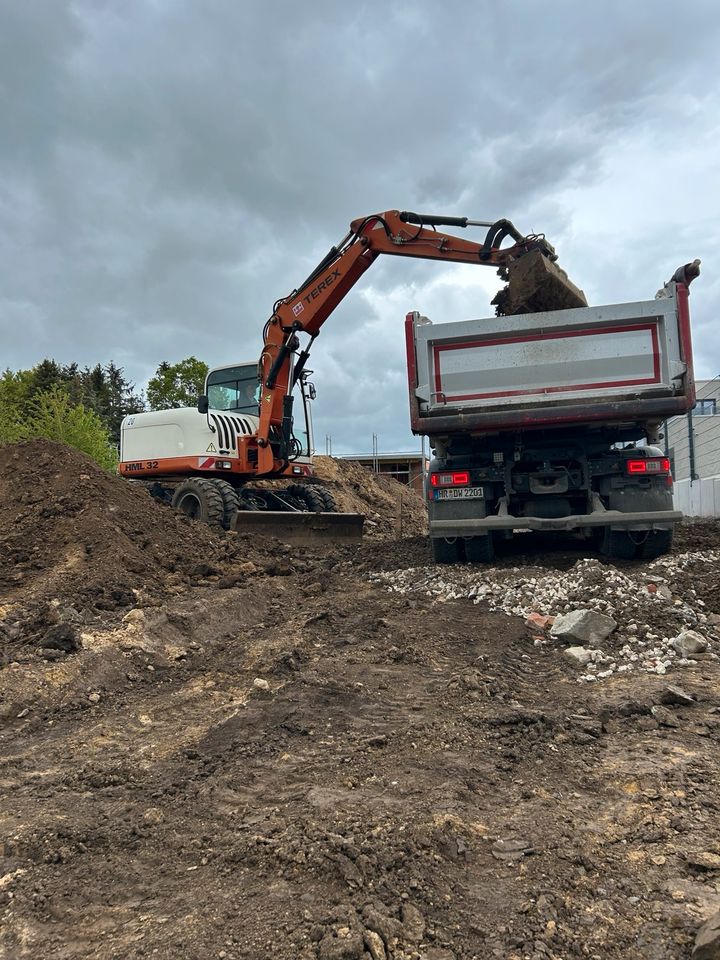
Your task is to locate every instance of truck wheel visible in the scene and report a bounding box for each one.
[314,486,338,512]
[430,537,462,564]
[210,478,240,530]
[600,528,639,560]
[171,478,225,529]
[464,534,494,564]
[636,529,673,560]
[287,483,325,513]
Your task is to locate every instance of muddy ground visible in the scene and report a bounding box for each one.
[1,442,720,960]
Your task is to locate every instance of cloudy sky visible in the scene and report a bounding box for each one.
[2,0,720,455]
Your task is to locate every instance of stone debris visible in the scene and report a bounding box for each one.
[660,685,696,707]
[525,612,555,631]
[371,551,719,683]
[564,646,593,666]
[550,609,616,646]
[491,838,534,861]
[693,909,720,960]
[650,705,680,728]
[672,629,709,657]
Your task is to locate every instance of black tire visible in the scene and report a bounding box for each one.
[171,478,225,528]
[210,478,240,530]
[464,534,494,564]
[287,483,326,513]
[600,528,639,560]
[430,537,462,564]
[314,485,338,513]
[636,529,673,560]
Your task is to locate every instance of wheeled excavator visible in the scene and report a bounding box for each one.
[119,210,585,540]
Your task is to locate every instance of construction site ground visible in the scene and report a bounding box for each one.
[1,441,720,960]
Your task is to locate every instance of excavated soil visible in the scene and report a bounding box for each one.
[1,441,720,960]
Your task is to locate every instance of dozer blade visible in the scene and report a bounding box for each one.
[231,511,364,544]
[492,249,587,316]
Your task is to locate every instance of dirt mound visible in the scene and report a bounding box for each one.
[673,517,720,552]
[2,526,720,960]
[0,440,225,613]
[312,456,427,537]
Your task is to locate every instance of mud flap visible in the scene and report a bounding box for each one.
[231,511,364,544]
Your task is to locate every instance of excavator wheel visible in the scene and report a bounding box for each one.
[210,478,240,530]
[287,483,326,513]
[313,486,338,513]
[171,478,225,529]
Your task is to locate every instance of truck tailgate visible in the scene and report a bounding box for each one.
[406,283,694,435]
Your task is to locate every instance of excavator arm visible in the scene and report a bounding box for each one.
[255,210,584,475]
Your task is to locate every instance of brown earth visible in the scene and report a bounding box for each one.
[1,441,720,960]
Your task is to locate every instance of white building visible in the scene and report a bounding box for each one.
[666,378,720,516]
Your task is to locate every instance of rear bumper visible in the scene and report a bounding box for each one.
[430,508,682,537]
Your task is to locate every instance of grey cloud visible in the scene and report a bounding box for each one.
[2,0,720,453]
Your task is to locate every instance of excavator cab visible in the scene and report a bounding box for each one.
[200,360,316,472]
[205,363,260,418]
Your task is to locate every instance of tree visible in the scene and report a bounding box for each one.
[146,357,208,410]
[0,369,33,444]
[17,386,118,471]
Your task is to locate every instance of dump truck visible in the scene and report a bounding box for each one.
[119,210,586,542]
[407,262,700,562]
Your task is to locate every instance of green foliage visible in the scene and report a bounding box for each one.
[147,357,209,410]
[0,360,144,445]
[16,386,118,471]
[0,369,32,444]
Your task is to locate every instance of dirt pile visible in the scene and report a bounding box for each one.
[0,440,225,613]
[0,443,426,662]
[4,443,720,959]
[2,527,720,960]
[313,456,427,537]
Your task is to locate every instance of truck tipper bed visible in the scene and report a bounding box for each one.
[406,280,695,562]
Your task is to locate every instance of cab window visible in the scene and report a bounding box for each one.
[206,364,259,415]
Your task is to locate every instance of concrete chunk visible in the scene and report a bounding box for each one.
[551,609,617,647]
[564,646,593,666]
[672,630,709,657]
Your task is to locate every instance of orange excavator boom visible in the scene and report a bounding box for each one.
[256,210,584,474]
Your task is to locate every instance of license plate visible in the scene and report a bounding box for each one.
[435,487,484,501]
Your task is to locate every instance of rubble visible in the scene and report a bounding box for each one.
[371,552,720,682]
[564,646,593,666]
[693,910,720,960]
[673,629,710,657]
[550,609,617,646]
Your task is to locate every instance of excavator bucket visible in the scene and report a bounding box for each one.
[231,510,365,544]
[492,249,587,316]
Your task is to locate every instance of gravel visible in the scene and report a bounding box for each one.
[370,550,720,682]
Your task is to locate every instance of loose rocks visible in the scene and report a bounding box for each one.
[672,629,709,657]
[564,646,593,666]
[550,609,617,647]
[693,910,720,960]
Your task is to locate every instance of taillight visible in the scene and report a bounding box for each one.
[430,471,470,487]
[625,457,671,475]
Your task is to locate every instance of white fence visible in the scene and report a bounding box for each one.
[673,476,720,517]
